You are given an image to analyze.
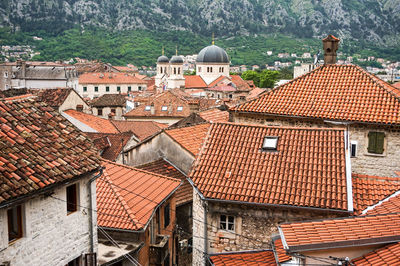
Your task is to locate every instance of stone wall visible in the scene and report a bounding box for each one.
[59,90,91,113]
[206,201,347,254]
[0,176,96,266]
[232,112,400,177]
[192,191,206,266]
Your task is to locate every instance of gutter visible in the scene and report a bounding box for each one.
[88,167,104,254]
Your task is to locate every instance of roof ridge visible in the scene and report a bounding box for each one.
[101,171,142,228]
[280,211,400,226]
[101,159,181,184]
[212,121,345,131]
[3,94,37,102]
[165,121,210,132]
[353,173,400,183]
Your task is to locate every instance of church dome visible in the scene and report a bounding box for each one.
[170,55,184,64]
[157,55,169,63]
[196,45,229,63]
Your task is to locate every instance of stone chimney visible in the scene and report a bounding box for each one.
[322,35,340,64]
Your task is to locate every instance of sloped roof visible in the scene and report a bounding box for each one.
[209,250,277,265]
[185,75,207,88]
[366,192,400,216]
[230,75,253,91]
[31,88,74,108]
[111,120,166,141]
[136,159,192,206]
[165,123,211,157]
[198,108,229,123]
[86,132,133,161]
[63,109,119,133]
[91,94,127,107]
[0,96,100,205]
[280,213,400,252]
[393,82,400,89]
[190,123,349,210]
[79,72,146,84]
[352,174,400,214]
[233,64,400,126]
[352,242,400,265]
[97,160,181,231]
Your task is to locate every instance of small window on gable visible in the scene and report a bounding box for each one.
[161,106,168,111]
[97,108,103,116]
[66,184,78,214]
[177,106,183,112]
[220,215,234,232]
[145,105,151,111]
[7,205,23,242]
[262,136,278,150]
[351,141,357,157]
[368,131,385,154]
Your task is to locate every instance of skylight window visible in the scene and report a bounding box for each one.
[262,136,278,150]
[161,106,168,111]
[177,106,183,111]
[145,105,151,111]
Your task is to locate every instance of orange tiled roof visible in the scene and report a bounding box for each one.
[208,76,227,87]
[0,96,100,205]
[190,123,349,210]
[184,75,207,88]
[352,242,400,265]
[231,75,253,91]
[280,213,400,251]
[97,160,181,230]
[352,173,400,214]
[165,123,211,157]
[274,238,291,263]
[233,65,400,125]
[110,120,165,141]
[209,250,277,266]
[86,132,133,161]
[30,88,74,108]
[198,108,229,123]
[366,192,400,215]
[63,109,119,133]
[79,72,146,84]
[136,159,192,206]
[393,82,400,89]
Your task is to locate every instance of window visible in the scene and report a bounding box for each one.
[128,86,132,92]
[164,203,170,228]
[67,256,81,266]
[106,86,110,92]
[177,106,183,112]
[161,106,168,111]
[117,86,121,92]
[7,205,23,242]
[138,86,142,91]
[262,136,278,150]
[97,108,103,116]
[94,86,98,92]
[160,67,163,74]
[210,67,213,72]
[178,68,180,75]
[368,131,385,154]
[174,68,176,75]
[145,105,151,111]
[229,94,233,99]
[220,215,234,231]
[66,184,78,214]
[351,141,358,157]
[4,71,8,78]
[83,86,87,92]
[111,108,116,114]
[76,105,83,112]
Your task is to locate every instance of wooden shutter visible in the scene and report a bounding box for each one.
[368,132,376,153]
[375,132,385,154]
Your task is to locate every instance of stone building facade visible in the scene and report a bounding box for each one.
[0,171,97,266]
[232,113,400,177]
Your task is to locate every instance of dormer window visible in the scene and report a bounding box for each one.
[262,136,278,150]
[145,105,151,111]
[161,106,168,111]
[177,106,183,111]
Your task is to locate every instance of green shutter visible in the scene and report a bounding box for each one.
[375,132,385,154]
[368,132,376,153]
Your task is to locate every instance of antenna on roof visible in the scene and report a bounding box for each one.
[212,32,215,45]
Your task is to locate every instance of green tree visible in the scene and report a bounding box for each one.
[242,70,260,87]
[259,70,279,88]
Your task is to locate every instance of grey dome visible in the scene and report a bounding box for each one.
[170,55,184,64]
[157,55,169,63]
[196,45,229,63]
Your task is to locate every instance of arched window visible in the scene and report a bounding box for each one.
[174,68,176,74]
[160,67,163,74]
[178,68,180,75]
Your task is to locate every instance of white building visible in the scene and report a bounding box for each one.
[0,95,101,266]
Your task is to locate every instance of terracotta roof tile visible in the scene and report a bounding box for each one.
[136,159,192,205]
[190,123,348,210]
[111,120,166,141]
[91,94,127,107]
[209,250,277,265]
[0,96,100,205]
[273,238,291,263]
[352,242,400,265]
[393,82,400,90]
[185,75,207,88]
[280,213,400,251]
[63,109,119,133]
[165,123,211,157]
[97,160,181,231]
[352,173,400,214]
[208,76,227,87]
[233,65,400,125]
[198,108,229,123]
[79,72,146,84]
[86,132,133,161]
[366,192,400,216]
[30,88,74,108]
